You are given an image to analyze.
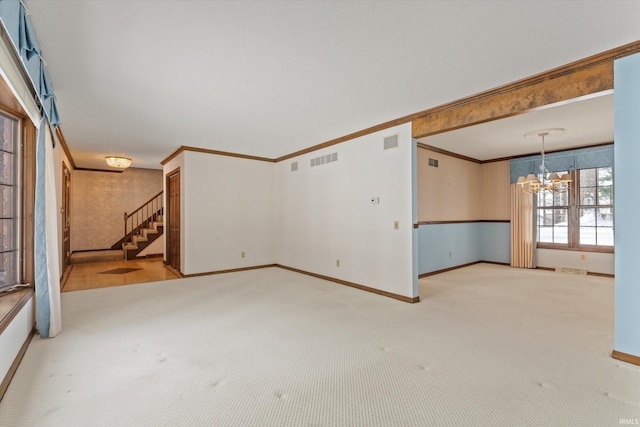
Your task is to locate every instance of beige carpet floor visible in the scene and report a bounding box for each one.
[1,264,639,426]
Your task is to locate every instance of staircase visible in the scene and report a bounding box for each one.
[110,191,164,260]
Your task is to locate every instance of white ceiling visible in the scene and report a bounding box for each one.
[25,1,640,170]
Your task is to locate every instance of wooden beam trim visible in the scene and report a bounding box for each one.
[417,220,510,226]
[55,127,77,169]
[161,145,276,165]
[162,262,184,278]
[413,63,614,139]
[420,141,614,165]
[419,261,482,278]
[412,41,640,139]
[612,350,640,366]
[276,264,420,303]
[417,143,482,164]
[74,167,124,173]
[181,264,277,278]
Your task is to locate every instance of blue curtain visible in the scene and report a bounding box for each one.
[0,0,61,134]
[34,116,50,337]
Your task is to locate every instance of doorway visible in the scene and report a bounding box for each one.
[166,168,180,272]
[61,161,71,274]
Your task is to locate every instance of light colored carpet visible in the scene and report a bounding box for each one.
[1,264,639,426]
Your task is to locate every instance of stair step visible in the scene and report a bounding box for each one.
[71,250,125,264]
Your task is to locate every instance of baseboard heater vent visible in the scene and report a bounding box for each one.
[555,267,587,275]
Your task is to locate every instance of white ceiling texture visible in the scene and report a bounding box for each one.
[25,1,640,170]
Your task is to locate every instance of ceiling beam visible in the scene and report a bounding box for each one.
[412,40,640,139]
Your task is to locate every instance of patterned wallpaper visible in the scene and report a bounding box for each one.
[418,148,510,222]
[71,168,163,251]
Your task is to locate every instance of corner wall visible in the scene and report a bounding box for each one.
[417,148,510,274]
[614,52,640,358]
[276,123,415,298]
[181,151,276,275]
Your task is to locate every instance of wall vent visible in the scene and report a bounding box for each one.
[290,161,298,172]
[428,158,439,167]
[383,134,399,150]
[310,152,338,167]
[555,267,587,275]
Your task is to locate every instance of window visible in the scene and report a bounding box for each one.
[578,167,613,246]
[537,167,613,251]
[0,111,20,289]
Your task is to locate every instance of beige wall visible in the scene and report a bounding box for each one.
[71,167,163,251]
[480,160,510,220]
[417,147,510,222]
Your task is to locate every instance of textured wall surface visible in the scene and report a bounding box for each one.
[71,168,163,251]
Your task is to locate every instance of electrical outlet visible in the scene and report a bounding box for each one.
[394,221,399,230]
[241,252,246,258]
[336,259,340,267]
[449,251,452,258]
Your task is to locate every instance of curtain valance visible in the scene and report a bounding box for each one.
[0,0,61,135]
[510,144,613,184]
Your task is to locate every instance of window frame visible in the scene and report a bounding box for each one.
[536,167,614,253]
[0,108,22,290]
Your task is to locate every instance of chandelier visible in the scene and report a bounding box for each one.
[516,129,571,194]
[105,156,132,169]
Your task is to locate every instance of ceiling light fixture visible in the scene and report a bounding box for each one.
[105,156,132,169]
[516,128,571,194]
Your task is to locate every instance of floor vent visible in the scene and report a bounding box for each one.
[555,267,588,275]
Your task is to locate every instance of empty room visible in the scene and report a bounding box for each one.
[0,1,639,426]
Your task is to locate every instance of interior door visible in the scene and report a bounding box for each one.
[61,162,71,274]
[166,169,180,271]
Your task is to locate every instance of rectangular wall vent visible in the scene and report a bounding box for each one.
[310,152,338,167]
[290,161,298,172]
[555,267,587,275]
[428,158,439,167]
[383,134,399,150]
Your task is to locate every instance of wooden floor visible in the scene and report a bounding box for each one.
[62,258,180,292]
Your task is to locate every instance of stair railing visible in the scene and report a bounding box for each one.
[122,191,164,248]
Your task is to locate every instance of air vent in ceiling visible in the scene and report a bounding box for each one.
[383,134,399,150]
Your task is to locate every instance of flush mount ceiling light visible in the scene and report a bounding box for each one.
[516,128,571,194]
[105,156,132,169]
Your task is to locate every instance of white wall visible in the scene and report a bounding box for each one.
[537,249,614,275]
[181,151,276,275]
[138,234,164,257]
[0,296,34,386]
[276,123,415,298]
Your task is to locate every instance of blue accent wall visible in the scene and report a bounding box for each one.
[479,222,511,264]
[418,222,510,275]
[614,53,640,357]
